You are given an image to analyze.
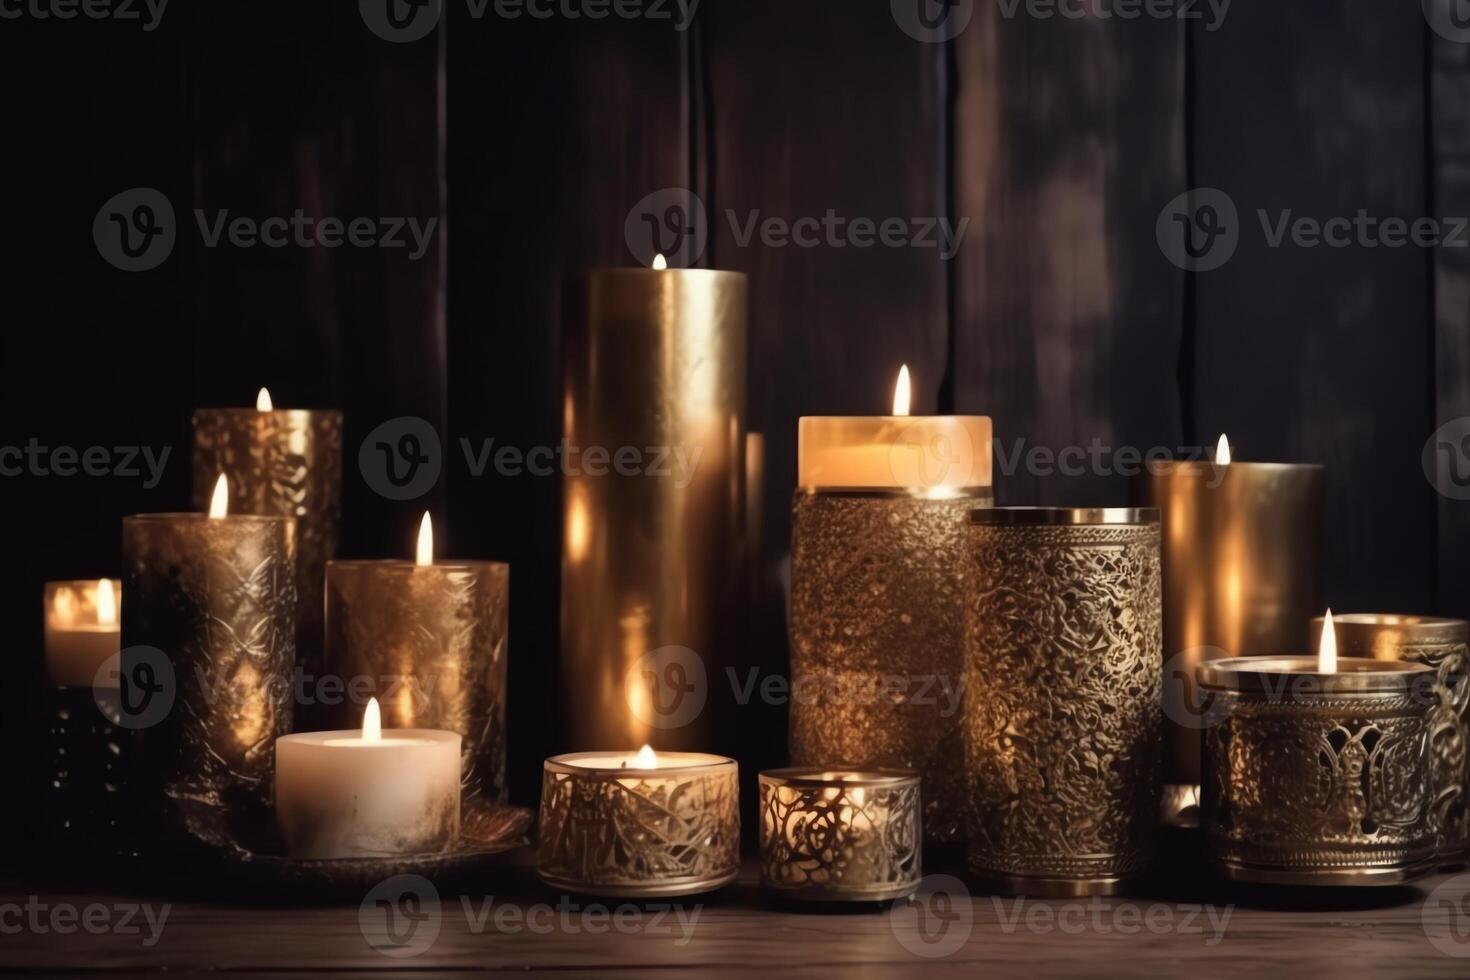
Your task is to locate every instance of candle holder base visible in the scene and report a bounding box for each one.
[967,870,1140,898]
[537,870,741,900]
[1211,856,1439,887]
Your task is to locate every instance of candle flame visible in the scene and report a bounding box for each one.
[96,579,117,626]
[635,744,657,768]
[652,253,668,270]
[1318,608,1337,673]
[363,697,382,743]
[208,474,229,518]
[256,387,273,412]
[415,512,434,567]
[892,364,911,417]
[1215,433,1231,466]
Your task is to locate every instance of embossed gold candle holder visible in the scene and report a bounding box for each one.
[193,401,342,712]
[538,750,740,897]
[323,556,509,803]
[964,508,1162,896]
[1197,656,1441,885]
[1310,614,1469,867]
[758,768,921,902]
[122,511,297,847]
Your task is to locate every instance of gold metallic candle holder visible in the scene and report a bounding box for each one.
[964,508,1162,896]
[1197,657,1441,886]
[323,560,509,803]
[1310,614,1469,867]
[537,752,740,897]
[122,513,297,848]
[758,768,921,902]
[193,406,342,712]
[790,487,992,847]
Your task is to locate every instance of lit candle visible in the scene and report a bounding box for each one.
[44,578,121,688]
[538,745,740,897]
[275,698,461,859]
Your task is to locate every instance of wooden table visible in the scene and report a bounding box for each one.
[4,850,1470,978]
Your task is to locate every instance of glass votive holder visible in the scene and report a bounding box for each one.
[758,768,921,903]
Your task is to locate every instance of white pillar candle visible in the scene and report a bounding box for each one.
[44,579,122,688]
[275,698,461,859]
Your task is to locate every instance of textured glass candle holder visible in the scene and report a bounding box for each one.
[1198,657,1442,885]
[537,752,740,897]
[122,513,297,850]
[963,508,1162,896]
[790,488,992,847]
[758,768,921,902]
[324,560,509,803]
[1311,614,1469,868]
[193,407,342,721]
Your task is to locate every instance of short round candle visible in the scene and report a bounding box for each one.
[43,578,121,688]
[275,699,461,859]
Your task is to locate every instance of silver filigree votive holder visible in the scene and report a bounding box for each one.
[1198,656,1441,886]
[758,768,921,902]
[538,751,740,897]
[964,508,1162,896]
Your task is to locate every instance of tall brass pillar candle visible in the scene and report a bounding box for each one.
[1310,614,1469,866]
[964,508,1162,895]
[193,388,342,715]
[790,367,991,846]
[1136,436,1324,794]
[122,478,296,847]
[561,263,746,752]
[324,514,509,802]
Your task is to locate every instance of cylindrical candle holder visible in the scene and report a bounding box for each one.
[561,268,746,753]
[193,406,342,718]
[1136,459,1324,791]
[323,560,509,802]
[1308,614,1469,866]
[963,508,1162,895]
[758,768,921,902]
[122,513,296,849]
[538,751,740,897]
[1197,657,1441,885]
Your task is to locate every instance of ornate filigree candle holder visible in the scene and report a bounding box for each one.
[1198,657,1442,885]
[122,513,297,849]
[538,752,740,897]
[1311,614,1469,867]
[790,489,991,847]
[963,508,1162,896]
[324,560,509,803]
[758,768,920,902]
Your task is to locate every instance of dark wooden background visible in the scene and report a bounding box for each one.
[1,0,1466,867]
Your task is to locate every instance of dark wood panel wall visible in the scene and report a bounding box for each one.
[3,1,1468,835]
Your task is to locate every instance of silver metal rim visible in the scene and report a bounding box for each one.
[759,767,919,789]
[1318,613,1470,644]
[1197,656,1433,693]
[969,506,1159,526]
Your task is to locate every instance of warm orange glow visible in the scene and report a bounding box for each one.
[96,579,117,626]
[652,253,668,270]
[256,387,273,412]
[415,512,433,567]
[208,474,229,518]
[634,744,657,768]
[1215,433,1231,466]
[892,365,912,417]
[1318,609,1337,673]
[363,697,382,743]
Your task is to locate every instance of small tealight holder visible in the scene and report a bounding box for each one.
[1198,653,1441,885]
[538,748,740,897]
[758,768,921,903]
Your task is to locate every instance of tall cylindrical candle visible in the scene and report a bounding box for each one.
[561,267,746,753]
